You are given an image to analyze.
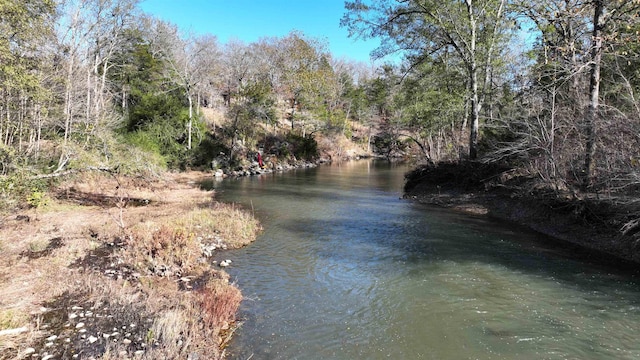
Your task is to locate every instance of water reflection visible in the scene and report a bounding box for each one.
[210,160,640,360]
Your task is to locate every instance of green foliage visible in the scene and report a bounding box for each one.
[0,0,55,91]
[124,130,163,155]
[395,60,465,135]
[225,79,277,149]
[0,144,17,176]
[190,134,230,169]
[0,170,51,211]
[285,133,318,161]
[127,91,187,132]
[26,188,48,209]
[372,132,407,158]
[129,116,188,168]
[110,34,201,169]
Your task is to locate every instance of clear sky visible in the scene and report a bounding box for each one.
[138,0,383,64]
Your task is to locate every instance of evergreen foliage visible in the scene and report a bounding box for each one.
[1,0,640,209]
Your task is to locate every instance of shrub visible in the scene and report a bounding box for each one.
[197,279,242,330]
[126,225,201,277]
[0,171,52,211]
[189,134,229,169]
[285,133,318,161]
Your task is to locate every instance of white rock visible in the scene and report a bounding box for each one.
[75,322,84,329]
[45,342,54,347]
[219,259,232,267]
[46,335,57,341]
[24,348,36,354]
[69,313,78,319]
[123,338,132,345]
[88,335,98,343]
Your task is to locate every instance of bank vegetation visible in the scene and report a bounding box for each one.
[3,0,640,357]
[343,0,640,262]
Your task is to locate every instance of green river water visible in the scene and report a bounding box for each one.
[206,160,640,360]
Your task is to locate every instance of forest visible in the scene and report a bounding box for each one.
[1,0,640,209]
[2,1,640,357]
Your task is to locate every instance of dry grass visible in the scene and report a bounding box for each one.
[0,171,260,360]
[175,204,261,249]
[198,278,243,330]
[317,132,371,160]
[125,225,203,277]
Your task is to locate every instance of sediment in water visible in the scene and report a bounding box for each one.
[403,161,640,267]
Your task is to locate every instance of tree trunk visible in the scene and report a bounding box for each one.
[290,96,296,130]
[187,92,193,150]
[64,55,74,143]
[466,0,480,160]
[582,0,604,189]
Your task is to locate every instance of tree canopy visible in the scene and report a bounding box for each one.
[0,0,639,198]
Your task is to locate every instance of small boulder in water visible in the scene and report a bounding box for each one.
[219,259,232,267]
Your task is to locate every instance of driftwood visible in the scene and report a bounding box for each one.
[0,326,29,337]
[621,218,640,236]
[30,166,118,179]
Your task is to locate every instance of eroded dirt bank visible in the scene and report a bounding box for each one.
[403,162,640,267]
[0,171,261,360]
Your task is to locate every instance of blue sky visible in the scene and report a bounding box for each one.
[139,0,383,63]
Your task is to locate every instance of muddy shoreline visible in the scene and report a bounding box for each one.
[403,163,640,268]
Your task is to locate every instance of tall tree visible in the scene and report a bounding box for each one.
[274,32,333,133]
[151,21,219,150]
[342,0,510,159]
[579,0,640,189]
[518,0,640,189]
[0,0,56,156]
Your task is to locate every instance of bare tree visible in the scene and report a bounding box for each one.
[150,22,219,150]
[342,0,510,159]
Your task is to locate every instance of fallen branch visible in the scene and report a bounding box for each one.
[30,166,118,180]
[621,218,640,236]
[0,326,29,337]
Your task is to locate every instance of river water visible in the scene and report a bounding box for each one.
[209,160,640,360]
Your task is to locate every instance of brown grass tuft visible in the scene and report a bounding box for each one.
[177,203,262,249]
[198,278,243,330]
[0,171,259,360]
[125,225,203,277]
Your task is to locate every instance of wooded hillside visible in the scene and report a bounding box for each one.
[2,0,640,209]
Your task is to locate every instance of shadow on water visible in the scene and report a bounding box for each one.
[278,211,640,290]
[215,160,640,297]
[212,160,640,359]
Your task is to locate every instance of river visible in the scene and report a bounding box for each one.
[207,160,640,360]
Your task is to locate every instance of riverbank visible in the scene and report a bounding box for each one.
[404,161,640,266]
[0,171,261,359]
